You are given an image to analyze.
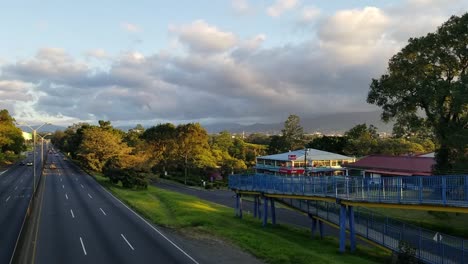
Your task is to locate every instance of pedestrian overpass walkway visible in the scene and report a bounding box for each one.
[229,174,468,264]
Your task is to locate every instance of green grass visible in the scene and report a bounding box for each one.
[93,174,390,264]
[366,207,468,238]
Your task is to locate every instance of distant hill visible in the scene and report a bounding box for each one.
[203,111,393,134]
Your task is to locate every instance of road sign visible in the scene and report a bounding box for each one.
[288,154,297,160]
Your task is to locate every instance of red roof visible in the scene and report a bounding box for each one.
[346,155,435,175]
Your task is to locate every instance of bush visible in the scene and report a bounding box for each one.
[396,241,418,264]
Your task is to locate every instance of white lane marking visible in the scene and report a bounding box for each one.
[99,208,107,216]
[20,179,23,183]
[80,184,84,188]
[14,186,18,190]
[75,178,78,181]
[79,237,87,255]
[60,178,62,182]
[100,186,199,263]
[6,196,11,202]
[121,234,135,250]
[62,185,64,189]
[87,193,93,199]
[65,193,69,200]
[70,209,75,218]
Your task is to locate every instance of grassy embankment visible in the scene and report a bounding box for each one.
[367,207,468,239]
[92,174,390,264]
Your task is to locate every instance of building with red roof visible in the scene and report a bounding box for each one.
[345,155,435,177]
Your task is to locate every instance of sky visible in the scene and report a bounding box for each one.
[0,0,467,127]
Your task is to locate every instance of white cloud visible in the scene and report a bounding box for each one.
[231,0,250,14]
[121,22,142,33]
[300,6,321,22]
[267,0,298,17]
[85,49,109,60]
[169,20,237,54]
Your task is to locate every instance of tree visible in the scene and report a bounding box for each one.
[0,110,25,160]
[343,124,379,156]
[212,131,233,152]
[142,123,177,174]
[267,135,288,154]
[175,123,216,184]
[368,13,468,174]
[307,136,348,155]
[77,126,131,171]
[281,114,305,151]
[245,133,271,145]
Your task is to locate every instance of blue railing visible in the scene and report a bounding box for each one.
[229,174,468,207]
[278,199,467,264]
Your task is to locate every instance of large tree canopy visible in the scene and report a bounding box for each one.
[368,13,468,174]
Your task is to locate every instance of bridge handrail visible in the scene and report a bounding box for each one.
[229,174,468,207]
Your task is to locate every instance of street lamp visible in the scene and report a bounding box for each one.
[17,122,51,195]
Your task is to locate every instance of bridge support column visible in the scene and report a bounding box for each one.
[239,194,243,219]
[348,206,356,252]
[339,204,347,253]
[235,193,239,217]
[319,220,324,239]
[270,198,276,225]
[257,197,262,219]
[253,196,258,218]
[310,215,317,237]
[262,196,268,227]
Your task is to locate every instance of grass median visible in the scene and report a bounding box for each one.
[93,174,389,264]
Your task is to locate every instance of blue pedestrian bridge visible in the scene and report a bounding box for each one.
[229,174,468,264]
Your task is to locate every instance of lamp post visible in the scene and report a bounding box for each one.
[18,122,51,195]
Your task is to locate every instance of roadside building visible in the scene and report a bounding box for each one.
[345,155,435,178]
[255,148,355,176]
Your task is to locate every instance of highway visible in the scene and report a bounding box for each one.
[35,153,199,264]
[0,148,43,264]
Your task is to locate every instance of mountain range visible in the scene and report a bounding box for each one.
[22,111,394,135]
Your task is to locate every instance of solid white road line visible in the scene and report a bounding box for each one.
[65,193,69,200]
[88,193,92,199]
[99,208,107,216]
[100,186,199,264]
[121,234,135,250]
[70,209,75,218]
[6,196,11,202]
[79,237,87,255]
[62,185,64,189]
[60,178,62,182]
[80,184,84,188]
[14,186,18,190]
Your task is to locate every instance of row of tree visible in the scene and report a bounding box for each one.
[51,121,266,188]
[0,110,25,164]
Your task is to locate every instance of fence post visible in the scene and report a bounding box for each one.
[465,176,468,202]
[419,177,423,203]
[442,177,447,206]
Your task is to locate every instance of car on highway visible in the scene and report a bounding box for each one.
[26,161,33,166]
[49,163,57,169]
[19,161,25,165]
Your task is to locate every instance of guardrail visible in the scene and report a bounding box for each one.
[278,198,467,264]
[229,174,468,207]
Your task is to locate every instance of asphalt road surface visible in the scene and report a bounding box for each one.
[34,154,200,264]
[0,148,43,264]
